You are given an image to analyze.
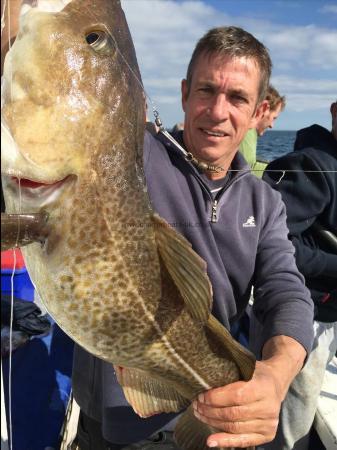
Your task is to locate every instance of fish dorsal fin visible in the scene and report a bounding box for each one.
[114,365,189,417]
[151,213,212,324]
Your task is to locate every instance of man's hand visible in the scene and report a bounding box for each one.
[192,335,307,448]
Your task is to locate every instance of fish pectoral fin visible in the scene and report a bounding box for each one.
[152,213,212,324]
[207,315,255,381]
[114,365,189,418]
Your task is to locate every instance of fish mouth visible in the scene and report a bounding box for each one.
[3,174,77,210]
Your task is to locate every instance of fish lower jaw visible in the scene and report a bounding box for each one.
[2,174,76,211]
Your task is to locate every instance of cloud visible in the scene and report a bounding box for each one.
[270,75,337,112]
[272,76,337,93]
[320,4,337,14]
[263,26,337,70]
[285,93,334,112]
[121,0,336,127]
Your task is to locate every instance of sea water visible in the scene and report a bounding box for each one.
[257,130,296,163]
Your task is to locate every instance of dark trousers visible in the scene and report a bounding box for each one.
[74,411,180,450]
[74,411,122,449]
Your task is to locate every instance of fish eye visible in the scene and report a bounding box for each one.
[85,30,114,54]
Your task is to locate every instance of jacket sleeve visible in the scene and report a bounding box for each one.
[263,152,337,278]
[251,190,314,358]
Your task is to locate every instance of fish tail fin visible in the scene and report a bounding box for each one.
[175,406,255,450]
[174,405,234,450]
[206,315,255,381]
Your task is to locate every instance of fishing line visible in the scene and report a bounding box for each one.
[0,3,331,448]
[276,170,286,184]
[8,257,15,450]
[108,41,337,177]
[7,178,22,450]
[2,3,18,448]
[84,8,223,172]
[227,169,337,174]
[7,190,22,450]
[82,6,337,179]
[82,5,160,124]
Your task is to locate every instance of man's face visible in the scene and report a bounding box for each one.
[331,102,337,140]
[256,102,282,137]
[181,53,265,178]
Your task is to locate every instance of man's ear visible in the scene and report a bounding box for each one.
[250,100,269,128]
[181,79,188,112]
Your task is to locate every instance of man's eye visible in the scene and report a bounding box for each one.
[198,86,212,93]
[232,94,247,103]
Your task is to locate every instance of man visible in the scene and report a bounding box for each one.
[261,101,337,450]
[72,27,314,449]
[256,85,286,137]
[240,85,286,176]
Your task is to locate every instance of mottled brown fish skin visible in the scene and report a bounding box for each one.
[1,0,153,355]
[1,3,255,449]
[2,0,179,374]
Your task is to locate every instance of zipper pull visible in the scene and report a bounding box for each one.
[211,200,218,223]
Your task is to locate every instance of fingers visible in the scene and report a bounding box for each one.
[206,431,269,448]
[194,408,278,435]
[192,378,280,447]
[197,381,250,407]
[193,396,279,445]
[193,400,258,423]
[192,361,285,447]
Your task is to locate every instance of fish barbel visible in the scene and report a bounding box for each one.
[1,211,49,251]
[1,1,255,449]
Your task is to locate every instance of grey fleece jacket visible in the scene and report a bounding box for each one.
[72,130,314,444]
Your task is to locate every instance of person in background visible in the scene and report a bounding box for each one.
[72,26,314,450]
[240,85,286,177]
[261,101,337,450]
[171,122,185,134]
[256,85,286,137]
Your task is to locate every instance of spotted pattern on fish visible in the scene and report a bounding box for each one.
[1,2,255,449]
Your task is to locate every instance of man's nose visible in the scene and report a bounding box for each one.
[206,95,229,121]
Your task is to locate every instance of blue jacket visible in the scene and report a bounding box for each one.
[263,124,337,322]
[72,131,314,444]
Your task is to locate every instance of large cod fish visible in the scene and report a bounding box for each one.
[1,1,255,449]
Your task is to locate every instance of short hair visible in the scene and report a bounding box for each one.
[185,26,272,104]
[266,84,286,111]
[171,122,184,133]
[331,100,337,116]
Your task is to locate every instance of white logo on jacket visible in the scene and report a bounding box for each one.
[243,216,256,227]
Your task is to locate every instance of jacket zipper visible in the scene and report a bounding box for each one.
[211,199,218,223]
[161,135,249,224]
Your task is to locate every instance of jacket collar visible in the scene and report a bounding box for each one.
[294,124,337,157]
[156,129,251,182]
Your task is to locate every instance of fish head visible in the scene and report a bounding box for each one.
[1,0,145,217]
[0,1,155,358]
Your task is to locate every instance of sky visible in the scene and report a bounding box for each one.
[121,0,337,130]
